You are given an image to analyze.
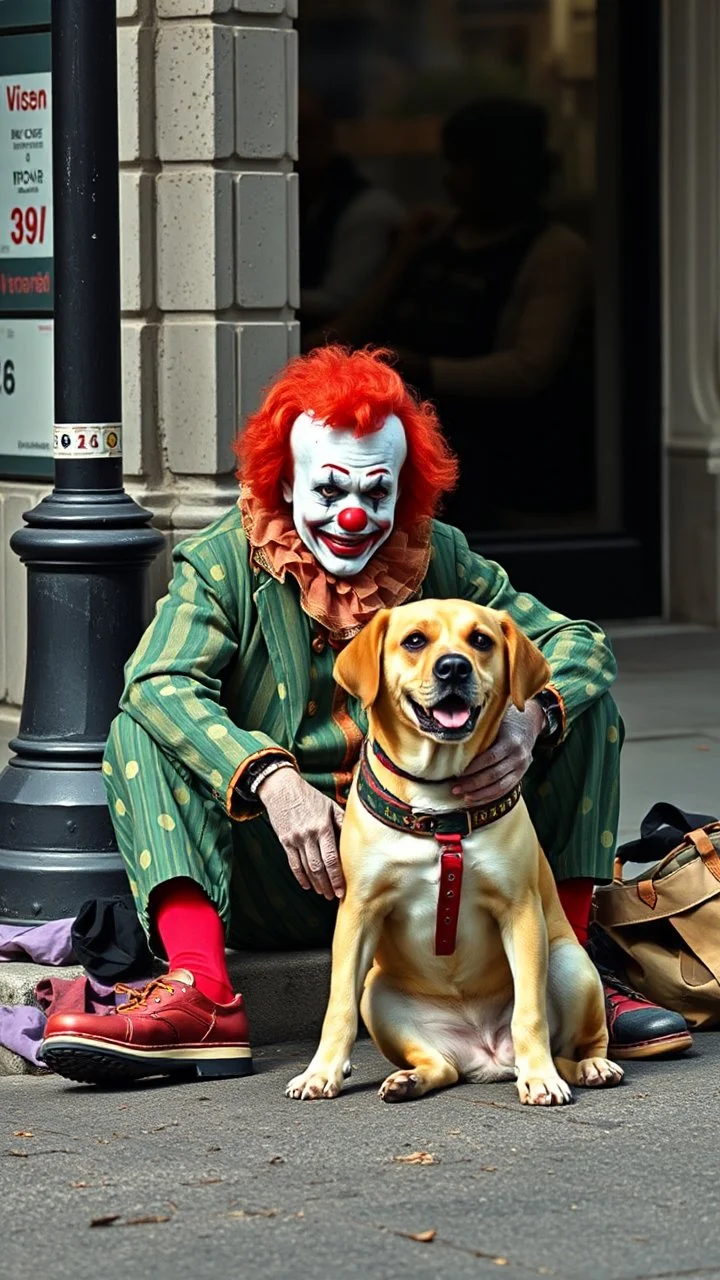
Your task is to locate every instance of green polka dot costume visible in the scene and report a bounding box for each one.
[103,510,622,951]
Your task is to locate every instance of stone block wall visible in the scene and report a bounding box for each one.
[119,0,299,541]
[0,0,299,718]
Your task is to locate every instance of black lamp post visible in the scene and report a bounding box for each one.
[0,0,164,923]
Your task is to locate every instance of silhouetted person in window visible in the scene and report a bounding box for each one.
[298,91,405,329]
[324,98,594,531]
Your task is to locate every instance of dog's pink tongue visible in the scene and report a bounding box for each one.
[432,705,470,729]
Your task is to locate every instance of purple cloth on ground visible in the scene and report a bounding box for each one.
[0,920,75,966]
[0,1004,48,1068]
[0,976,151,1068]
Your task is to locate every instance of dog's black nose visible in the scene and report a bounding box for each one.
[433,652,473,683]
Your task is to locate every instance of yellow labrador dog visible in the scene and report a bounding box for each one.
[286,600,623,1107]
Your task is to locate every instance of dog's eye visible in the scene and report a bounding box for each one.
[471,631,494,652]
[402,631,427,651]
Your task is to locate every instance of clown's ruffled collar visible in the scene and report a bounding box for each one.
[239,485,431,644]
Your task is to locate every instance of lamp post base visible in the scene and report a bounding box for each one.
[0,488,165,923]
[0,761,129,924]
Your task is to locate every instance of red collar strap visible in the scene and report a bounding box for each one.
[434,832,464,955]
[357,741,522,956]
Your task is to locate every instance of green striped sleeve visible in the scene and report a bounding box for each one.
[119,536,294,818]
[450,526,616,734]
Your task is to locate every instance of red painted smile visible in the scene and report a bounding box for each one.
[318,531,382,558]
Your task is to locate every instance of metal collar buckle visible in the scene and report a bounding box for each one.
[409,808,474,838]
[409,810,437,834]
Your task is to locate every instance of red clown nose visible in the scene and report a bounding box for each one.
[337,507,368,533]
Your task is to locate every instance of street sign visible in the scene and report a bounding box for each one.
[0,34,52,312]
[0,22,52,478]
[0,318,53,467]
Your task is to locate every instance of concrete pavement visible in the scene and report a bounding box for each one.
[2,1035,720,1280]
[609,627,720,847]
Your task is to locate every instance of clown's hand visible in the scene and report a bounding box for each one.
[258,768,345,901]
[451,702,546,806]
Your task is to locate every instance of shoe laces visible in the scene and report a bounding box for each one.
[595,962,647,1007]
[115,977,175,1012]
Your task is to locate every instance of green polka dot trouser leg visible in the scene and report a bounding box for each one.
[523,691,624,884]
[102,712,338,953]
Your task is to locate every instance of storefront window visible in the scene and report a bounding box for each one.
[297,0,613,541]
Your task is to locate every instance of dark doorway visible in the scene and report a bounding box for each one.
[297,0,662,618]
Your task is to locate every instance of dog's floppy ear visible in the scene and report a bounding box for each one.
[500,614,551,711]
[333,609,392,709]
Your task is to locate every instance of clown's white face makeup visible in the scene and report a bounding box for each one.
[282,411,407,577]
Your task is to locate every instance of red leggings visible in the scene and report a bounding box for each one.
[556,878,594,946]
[152,878,234,1005]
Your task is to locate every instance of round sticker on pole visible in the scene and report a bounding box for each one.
[53,423,123,459]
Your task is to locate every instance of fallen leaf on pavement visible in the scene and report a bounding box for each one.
[395,1229,436,1243]
[480,1165,498,1172]
[269,1155,286,1165]
[228,1208,278,1219]
[124,1215,172,1227]
[392,1151,436,1165]
[70,1181,89,1189]
[13,1130,33,1138]
[90,1213,172,1229]
[7,1147,75,1158]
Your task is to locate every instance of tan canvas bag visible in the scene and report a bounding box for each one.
[593,804,720,1029]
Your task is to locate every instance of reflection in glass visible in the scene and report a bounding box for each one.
[298,0,606,539]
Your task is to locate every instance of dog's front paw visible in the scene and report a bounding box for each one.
[285,1064,345,1101]
[577,1057,624,1088]
[517,1069,572,1107]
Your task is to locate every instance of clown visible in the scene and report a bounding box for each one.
[39,347,691,1084]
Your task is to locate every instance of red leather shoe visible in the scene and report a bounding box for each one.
[38,970,253,1084]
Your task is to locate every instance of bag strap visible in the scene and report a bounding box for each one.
[616,803,718,867]
[613,823,720,909]
[687,825,720,882]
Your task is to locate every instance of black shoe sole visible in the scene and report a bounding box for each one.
[610,1031,693,1060]
[40,1043,254,1085]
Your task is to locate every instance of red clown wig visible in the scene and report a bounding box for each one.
[234,346,458,526]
